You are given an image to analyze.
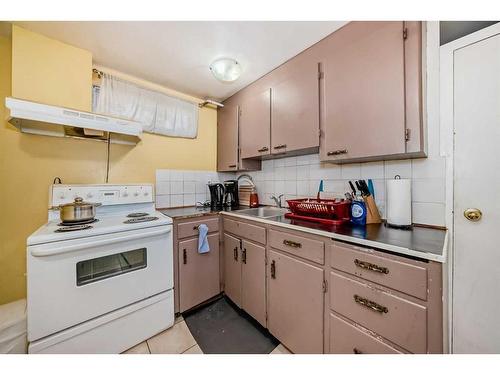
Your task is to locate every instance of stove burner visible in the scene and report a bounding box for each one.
[126,212,149,218]
[55,224,93,233]
[124,216,159,224]
[58,218,99,226]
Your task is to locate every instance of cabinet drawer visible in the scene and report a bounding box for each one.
[330,271,427,353]
[177,217,219,239]
[329,313,403,354]
[331,242,428,300]
[223,218,266,244]
[269,229,324,264]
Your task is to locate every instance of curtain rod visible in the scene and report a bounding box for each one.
[92,68,104,79]
[92,67,222,108]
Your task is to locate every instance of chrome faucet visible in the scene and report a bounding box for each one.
[270,194,284,208]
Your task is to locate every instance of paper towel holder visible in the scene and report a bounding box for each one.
[385,174,413,230]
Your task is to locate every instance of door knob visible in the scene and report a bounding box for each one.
[464,208,482,222]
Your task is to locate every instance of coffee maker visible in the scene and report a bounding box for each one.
[208,183,225,209]
[223,180,239,208]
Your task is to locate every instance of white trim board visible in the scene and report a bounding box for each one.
[439,21,500,354]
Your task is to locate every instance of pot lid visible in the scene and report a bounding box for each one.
[59,197,97,208]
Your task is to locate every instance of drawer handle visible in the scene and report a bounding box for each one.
[327,149,348,156]
[353,294,388,314]
[354,259,389,274]
[183,249,187,265]
[283,239,302,248]
[353,348,363,354]
[233,246,238,261]
[193,225,200,230]
[273,144,287,150]
[270,260,276,279]
[228,164,237,168]
[242,248,247,264]
[257,146,269,152]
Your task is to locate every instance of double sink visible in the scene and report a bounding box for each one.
[235,207,289,219]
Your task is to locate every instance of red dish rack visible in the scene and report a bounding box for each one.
[285,198,351,225]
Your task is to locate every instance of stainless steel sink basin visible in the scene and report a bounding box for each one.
[235,207,289,218]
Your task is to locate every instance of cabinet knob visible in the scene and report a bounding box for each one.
[257,146,269,152]
[183,249,187,264]
[273,144,287,150]
[233,247,238,261]
[242,248,247,264]
[327,149,348,156]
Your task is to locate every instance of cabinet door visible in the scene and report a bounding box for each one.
[178,233,220,312]
[223,233,242,307]
[239,89,271,159]
[322,21,406,162]
[217,104,239,172]
[241,240,266,327]
[271,62,320,154]
[267,250,324,353]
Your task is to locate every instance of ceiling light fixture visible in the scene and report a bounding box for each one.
[209,58,242,83]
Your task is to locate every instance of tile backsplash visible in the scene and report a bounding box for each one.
[155,170,234,209]
[238,153,446,227]
[156,152,445,227]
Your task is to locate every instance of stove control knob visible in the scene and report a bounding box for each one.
[59,194,65,200]
[134,192,139,197]
[144,191,149,196]
[123,192,129,197]
[86,193,93,198]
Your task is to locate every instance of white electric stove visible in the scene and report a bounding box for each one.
[27,184,174,354]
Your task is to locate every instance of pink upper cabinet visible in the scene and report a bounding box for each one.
[217,104,239,171]
[271,60,320,155]
[239,89,271,159]
[321,21,424,163]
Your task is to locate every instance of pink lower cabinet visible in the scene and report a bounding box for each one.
[329,313,403,354]
[178,233,221,312]
[328,241,443,353]
[330,271,426,353]
[223,233,242,307]
[223,232,267,327]
[241,240,266,327]
[267,250,324,353]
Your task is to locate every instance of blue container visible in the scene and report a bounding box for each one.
[350,200,367,226]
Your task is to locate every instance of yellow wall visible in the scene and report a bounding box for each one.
[0,26,217,305]
[12,25,93,111]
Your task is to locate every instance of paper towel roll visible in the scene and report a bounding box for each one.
[386,177,412,227]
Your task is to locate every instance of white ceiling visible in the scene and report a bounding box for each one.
[11,21,347,100]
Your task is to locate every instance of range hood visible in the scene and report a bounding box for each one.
[5,97,143,145]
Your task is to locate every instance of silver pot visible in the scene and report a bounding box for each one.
[56,197,102,223]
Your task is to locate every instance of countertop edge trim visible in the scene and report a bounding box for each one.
[220,211,447,263]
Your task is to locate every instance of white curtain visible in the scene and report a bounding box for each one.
[94,73,199,138]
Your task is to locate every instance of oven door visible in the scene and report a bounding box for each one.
[27,224,173,341]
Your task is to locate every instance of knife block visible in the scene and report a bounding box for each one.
[363,195,382,224]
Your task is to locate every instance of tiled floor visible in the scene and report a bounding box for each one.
[122,315,292,354]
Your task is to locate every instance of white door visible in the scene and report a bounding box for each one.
[453,32,500,353]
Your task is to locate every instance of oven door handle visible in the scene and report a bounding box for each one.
[30,226,172,257]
